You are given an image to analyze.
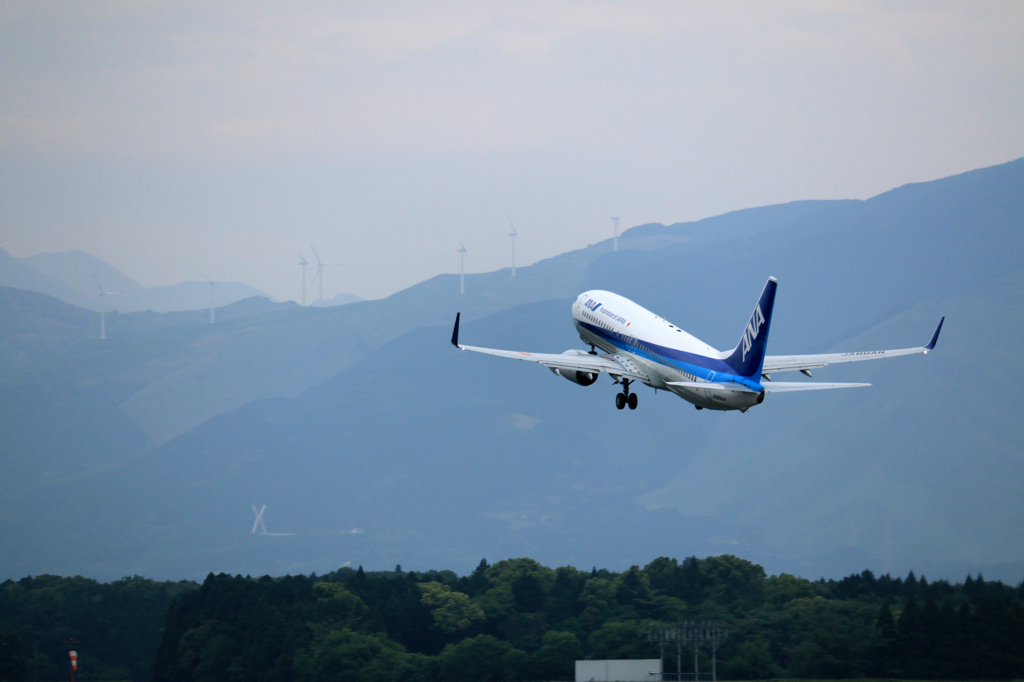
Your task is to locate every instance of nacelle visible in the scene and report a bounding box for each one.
[549,350,599,386]
[553,368,599,386]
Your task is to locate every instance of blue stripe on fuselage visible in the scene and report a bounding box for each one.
[577,320,762,390]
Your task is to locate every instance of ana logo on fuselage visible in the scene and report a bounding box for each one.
[741,305,766,361]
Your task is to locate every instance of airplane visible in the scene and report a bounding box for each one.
[450,277,944,412]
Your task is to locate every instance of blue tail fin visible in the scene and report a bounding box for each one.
[724,277,778,378]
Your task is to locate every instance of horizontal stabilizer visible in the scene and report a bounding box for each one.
[760,381,870,392]
[668,381,870,393]
[666,381,757,393]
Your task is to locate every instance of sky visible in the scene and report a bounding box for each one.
[2,1,1023,301]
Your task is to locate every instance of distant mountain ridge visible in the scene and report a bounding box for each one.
[1,157,1022,585]
[0,247,269,313]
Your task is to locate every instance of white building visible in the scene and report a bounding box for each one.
[575,659,663,682]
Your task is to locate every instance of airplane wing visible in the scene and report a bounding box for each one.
[450,313,647,380]
[761,317,944,377]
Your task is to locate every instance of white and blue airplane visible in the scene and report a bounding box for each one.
[450,277,944,412]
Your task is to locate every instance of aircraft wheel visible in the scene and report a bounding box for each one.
[615,394,626,410]
[627,393,638,410]
[695,405,703,410]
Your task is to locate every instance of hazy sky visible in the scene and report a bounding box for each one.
[2,1,1023,301]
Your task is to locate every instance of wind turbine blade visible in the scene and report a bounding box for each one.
[508,218,517,235]
[310,244,322,265]
[196,271,213,282]
[93,275,105,295]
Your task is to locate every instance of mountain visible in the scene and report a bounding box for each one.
[0,248,94,308]
[310,292,363,307]
[0,203,855,453]
[2,248,268,313]
[1,158,1022,584]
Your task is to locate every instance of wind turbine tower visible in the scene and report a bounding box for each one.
[508,218,518,278]
[93,275,121,340]
[611,216,621,252]
[197,272,218,323]
[309,245,341,302]
[298,252,309,306]
[457,243,467,294]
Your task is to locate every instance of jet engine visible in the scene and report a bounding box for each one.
[553,368,599,386]
[549,350,599,386]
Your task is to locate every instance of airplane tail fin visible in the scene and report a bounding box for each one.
[724,277,778,378]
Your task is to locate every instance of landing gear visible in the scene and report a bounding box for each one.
[588,343,598,355]
[695,405,703,410]
[615,380,638,410]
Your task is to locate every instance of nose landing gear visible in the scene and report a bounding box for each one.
[615,380,638,410]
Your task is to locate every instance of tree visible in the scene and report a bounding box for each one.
[0,632,27,682]
[436,635,517,682]
[531,631,581,680]
[311,581,368,628]
[294,628,419,682]
[588,621,652,659]
[419,583,485,634]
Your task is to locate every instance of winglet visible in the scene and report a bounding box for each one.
[451,312,461,347]
[924,317,944,351]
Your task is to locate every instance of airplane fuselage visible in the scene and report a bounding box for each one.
[571,290,765,411]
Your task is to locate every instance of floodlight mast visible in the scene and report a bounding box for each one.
[649,621,728,681]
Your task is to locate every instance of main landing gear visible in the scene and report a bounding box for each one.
[615,380,638,410]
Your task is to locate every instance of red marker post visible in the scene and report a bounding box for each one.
[69,650,77,682]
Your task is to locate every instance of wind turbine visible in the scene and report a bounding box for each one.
[251,505,296,536]
[508,218,518,278]
[298,252,309,306]
[309,245,341,302]
[252,505,267,534]
[457,243,467,294]
[93,276,121,340]
[197,272,219,323]
[611,216,622,252]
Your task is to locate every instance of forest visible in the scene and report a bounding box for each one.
[2,555,1023,681]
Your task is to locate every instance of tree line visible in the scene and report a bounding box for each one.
[0,574,195,681]
[2,556,1023,681]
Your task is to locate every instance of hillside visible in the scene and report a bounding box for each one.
[1,158,1022,584]
[1,248,268,313]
